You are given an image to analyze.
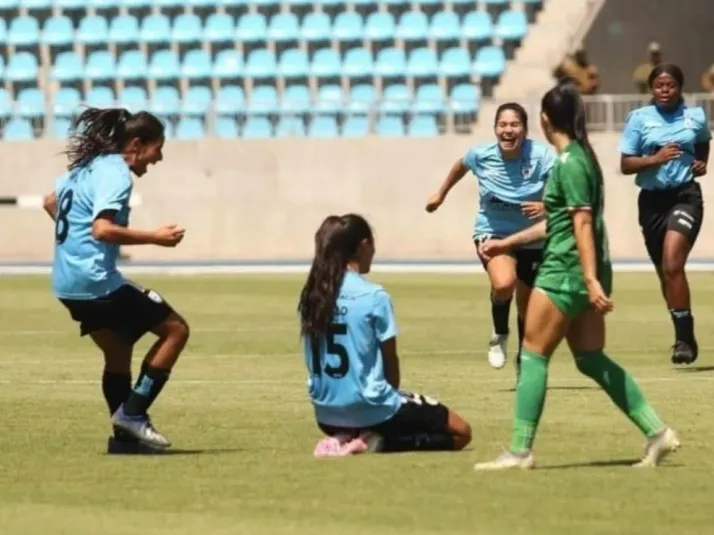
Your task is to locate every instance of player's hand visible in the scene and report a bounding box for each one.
[478,239,509,262]
[425,192,445,213]
[586,279,613,314]
[692,160,707,177]
[653,144,682,164]
[521,201,545,219]
[153,224,185,247]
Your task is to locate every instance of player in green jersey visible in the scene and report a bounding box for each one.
[472,81,681,471]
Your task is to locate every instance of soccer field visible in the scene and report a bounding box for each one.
[1,273,713,535]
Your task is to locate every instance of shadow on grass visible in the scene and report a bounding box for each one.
[499,385,598,393]
[539,458,681,470]
[105,447,243,457]
[675,365,714,373]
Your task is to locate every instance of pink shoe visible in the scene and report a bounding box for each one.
[313,437,343,457]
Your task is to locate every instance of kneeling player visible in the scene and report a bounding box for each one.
[298,214,472,456]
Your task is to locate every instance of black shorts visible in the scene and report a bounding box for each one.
[475,236,542,288]
[59,282,174,344]
[638,181,704,266]
[318,392,450,438]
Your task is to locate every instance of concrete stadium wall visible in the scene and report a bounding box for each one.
[1,133,713,262]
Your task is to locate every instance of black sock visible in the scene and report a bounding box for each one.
[670,308,695,344]
[381,433,455,452]
[122,366,171,417]
[102,371,137,442]
[491,294,512,336]
[516,314,525,371]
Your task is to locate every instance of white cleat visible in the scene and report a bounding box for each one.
[488,333,508,369]
[632,427,680,468]
[474,449,535,471]
[112,407,172,450]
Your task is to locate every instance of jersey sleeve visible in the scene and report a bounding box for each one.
[462,147,479,173]
[560,155,593,210]
[619,111,643,156]
[372,289,398,342]
[92,162,132,219]
[540,147,557,180]
[693,108,712,143]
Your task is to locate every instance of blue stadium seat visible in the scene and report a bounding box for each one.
[474,46,506,77]
[380,83,410,114]
[374,47,406,77]
[215,0,247,8]
[440,47,471,78]
[181,49,212,79]
[406,47,438,78]
[395,11,428,42]
[413,83,445,114]
[462,11,493,41]
[413,0,441,9]
[21,0,53,11]
[119,0,152,10]
[85,50,116,80]
[311,48,341,79]
[153,0,183,10]
[117,50,148,80]
[315,0,341,10]
[41,16,74,47]
[119,86,148,112]
[482,0,509,4]
[249,85,278,115]
[333,12,363,42]
[149,86,181,114]
[237,13,267,44]
[496,10,528,41]
[348,84,376,113]
[281,84,311,114]
[377,115,404,136]
[7,52,39,82]
[204,13,235,43]
[54,0,84,10]
[4,118,34,141]
[0,56,5,80]
[182,85,212,114]
[187,0,216,10]
[278,48,309,79]
[450,83,480,114]
[53,87,81,117]
[0,0,18,10]
[109,15,140,45]
[215,85,245,114]
[268,13,299,43]
[342,48,373,78]
[51,51,83,82]
[315,84,343,114]
[85,86,115,107]
[175,117,205,140]
[140,14,171,45]
[212,49,243,78]
[8,16,40,47]
[308,116,338,138]
[213,117,239,139]
[242,117,273,138]
[52,117,72,139]
[0,89,11,118]
[17,87,44,118]
[276,116,305,137]
[89,0,119,11]
[342,115,369,137]
[0,20,7,45]
[300,12,331,43]
[408,114,438,137]
[77,15,109,45]
[252,0,279,12]
[148,49,180,80]
[245,48,276,79]
[520,0,542,4]
[364,12,395,43]
[429,11,460,41]
[172,13,203,44]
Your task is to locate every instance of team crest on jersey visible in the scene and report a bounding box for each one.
[684,117,694,129]
[521,163,533,179]
[147,290,163,303]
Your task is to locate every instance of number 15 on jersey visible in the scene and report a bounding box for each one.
[310,323,349,379]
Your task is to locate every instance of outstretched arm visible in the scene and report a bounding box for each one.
[426,159,469,212]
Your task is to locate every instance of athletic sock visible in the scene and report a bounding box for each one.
[381,433,454,452]
[102,371,137,442]
[669,308,695,344]
[491,294,512,336]
[515,314,525,372]
[122,366,171,417]
[510,349,549,453]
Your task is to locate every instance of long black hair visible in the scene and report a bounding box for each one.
[298,214,374,337]
[494,102,529,132]
[65,107,165,170]
[648,63,685,106]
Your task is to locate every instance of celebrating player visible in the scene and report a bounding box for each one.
[43,107,189,454]
[620,63,711,364]
[473,82,679,471]
[298,214,472,457]
[426,103,555,374]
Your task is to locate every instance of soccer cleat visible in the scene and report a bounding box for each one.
[671,340,698,365]
[107,436,164,455]
[488,333,508,369]
[313,432,381,457]
[632,427,680,468]
[473,449,535,471]
[360,432,384,453]
[111,407,171,449]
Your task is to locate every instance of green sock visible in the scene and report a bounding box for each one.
[574,350,664,437]
[510,349,549,453]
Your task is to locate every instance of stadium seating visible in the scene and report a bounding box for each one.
[0,0,542,139]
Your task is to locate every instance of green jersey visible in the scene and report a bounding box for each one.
[535,140,612,295]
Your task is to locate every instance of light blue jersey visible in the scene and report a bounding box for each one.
[303,271,402,428]
[52,154,132,300]
[620,104,712,191]
[463,139,555,246]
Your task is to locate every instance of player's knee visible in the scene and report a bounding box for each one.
[491,276,517,298]
[454,422,473,451]
[165,315,190,346]
[661,256,686,281]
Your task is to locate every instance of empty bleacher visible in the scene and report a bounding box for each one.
[0,0,542,139]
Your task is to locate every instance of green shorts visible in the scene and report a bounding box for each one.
[535,286,591,319]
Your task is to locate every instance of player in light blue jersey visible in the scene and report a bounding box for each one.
[42,107,189,454]
[298,214,472,457]
[620,64,711,364]
[426,103,555,375]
